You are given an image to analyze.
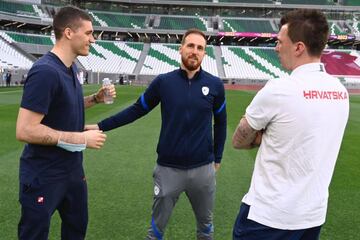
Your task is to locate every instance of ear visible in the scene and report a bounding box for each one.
[63,27,72,40]
[294,41,306,57]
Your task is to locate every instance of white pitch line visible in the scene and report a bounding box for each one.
[0,90,22,94]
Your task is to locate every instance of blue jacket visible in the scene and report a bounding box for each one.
[98,68,227,169]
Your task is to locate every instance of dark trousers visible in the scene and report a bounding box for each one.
[18,176,88,240]
[233,203,322,240]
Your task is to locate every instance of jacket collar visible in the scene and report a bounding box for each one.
[179,67,202,81]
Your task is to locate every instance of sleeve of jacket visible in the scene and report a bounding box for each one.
[213,79,227,163]
[98,76,161,131]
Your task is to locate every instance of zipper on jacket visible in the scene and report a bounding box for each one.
[185,79,192,160]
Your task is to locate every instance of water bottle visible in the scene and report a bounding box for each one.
[102,78,113,104]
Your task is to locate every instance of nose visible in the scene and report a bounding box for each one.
[90,34,95,43]
[192,46,201,55]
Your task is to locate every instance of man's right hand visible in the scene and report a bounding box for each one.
[83,130,106,149]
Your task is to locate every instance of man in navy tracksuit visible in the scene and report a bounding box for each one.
[87,28,227,239]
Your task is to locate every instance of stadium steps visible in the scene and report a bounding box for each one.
[221,46,274,79]
[133,43,149,75]
[0,31,37,62]
[329,21,347,35]
[32,4,48,19]
[349,19,360,36]
[222,18,274,32]
[96,41,138,62]
[214,45,226,78]
[0,36,33,69]
[140,44,180,75]
[269,19,279,32]
[203,45,218,76]
[91,12,146,29]
[242,48,277,78]
[249,48,289,78]
[88,11,107,27]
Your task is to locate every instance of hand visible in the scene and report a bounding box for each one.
[83,130,106,149]
[94,84,117,103]
[84,124,100,131]
[214,163,221,172]
[252,130,263,146]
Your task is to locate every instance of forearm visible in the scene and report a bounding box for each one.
[16,123,85,145]
[16,121,58,145]
[232,116,259,149]
[84,94,99,108]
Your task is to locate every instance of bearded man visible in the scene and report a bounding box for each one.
[86,28,227,240]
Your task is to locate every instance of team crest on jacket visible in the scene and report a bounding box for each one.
[154,185,160,196]
[202,86,209,96]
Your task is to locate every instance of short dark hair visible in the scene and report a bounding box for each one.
[181,28,206,45]
[53,6,92,40]
[280,9,329,57]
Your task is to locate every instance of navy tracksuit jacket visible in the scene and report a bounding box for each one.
[98,68,227,169]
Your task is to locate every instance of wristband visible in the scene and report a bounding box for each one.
[92,94,99,104]
[56,133,87,152]
[57,141,86,152]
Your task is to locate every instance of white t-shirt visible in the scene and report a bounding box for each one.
[243,63,349,230]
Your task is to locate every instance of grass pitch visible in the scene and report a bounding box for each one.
[0,85,359,239]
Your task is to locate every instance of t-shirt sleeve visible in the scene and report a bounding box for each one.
[21,64,59,115]
[246,81,278,131]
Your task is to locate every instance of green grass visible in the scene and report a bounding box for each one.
[0,85,359,239]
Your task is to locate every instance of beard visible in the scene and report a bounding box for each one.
[181,55,202,71]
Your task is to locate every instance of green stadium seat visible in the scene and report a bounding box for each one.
[157,16,207,31]
[222,18,274,33]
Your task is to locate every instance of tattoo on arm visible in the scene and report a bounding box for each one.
[42,134,54,144]
[84,95,97,108]
[232,117,258,149]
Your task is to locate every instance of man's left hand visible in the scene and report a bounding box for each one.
[214,163,221,172]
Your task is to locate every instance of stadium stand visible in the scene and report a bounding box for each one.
[219,0,272,2]
[222,46,276,79]
[281,0,334,4]
[89,11,146,28]
[140,43,217,76]
[6,32,53,45]
[0,0,37,16]
[0,0,359,88]
[0,35,33,69]
[328,21,348,35]
[0,0,49,19]
[156,16,207,31]
[343,0,360,6]
[222,18,275,33]
[77,41,143,74]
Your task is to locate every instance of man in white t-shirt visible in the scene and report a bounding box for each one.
[231,9,349,240]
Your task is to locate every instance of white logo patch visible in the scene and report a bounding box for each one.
[154,185,160,196]
[202,86,209,96]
